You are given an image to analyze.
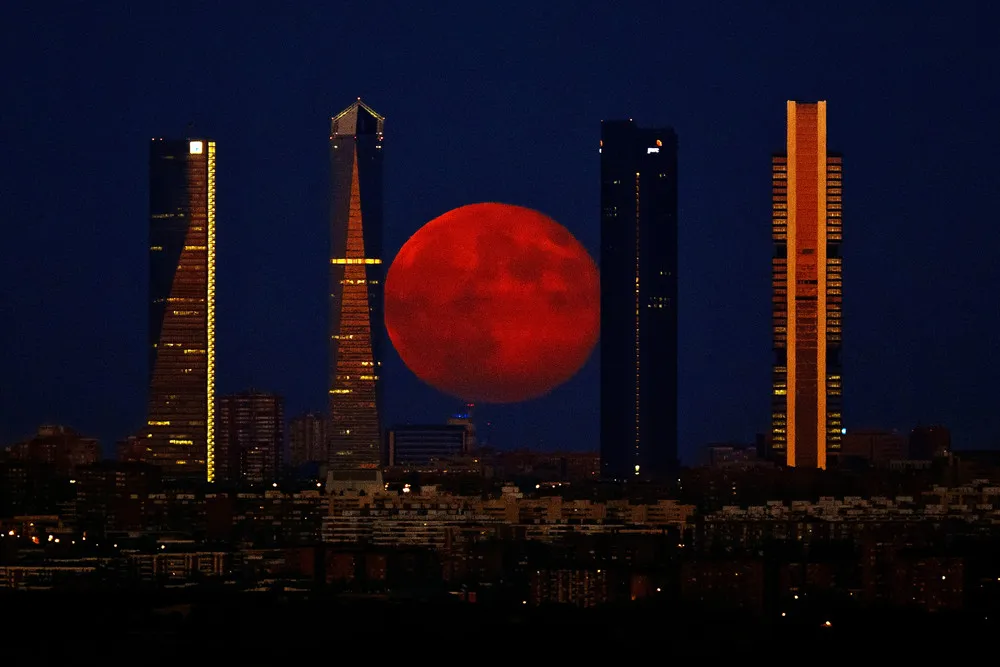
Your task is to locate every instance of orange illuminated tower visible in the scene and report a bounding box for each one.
[771,101,842,468]
[328,99,384,469]
[146,138,216,481]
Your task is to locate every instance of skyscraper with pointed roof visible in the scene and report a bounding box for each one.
[327,99,385,469]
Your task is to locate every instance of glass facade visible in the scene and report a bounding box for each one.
[328,100,384,469]
[599,121,679,480]
[146,138,216,480]
[771,101,842,468]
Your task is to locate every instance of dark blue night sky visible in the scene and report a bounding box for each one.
[2,1,998,462]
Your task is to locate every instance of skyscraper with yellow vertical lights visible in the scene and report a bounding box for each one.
[328,99,384,469]
[771,101,842,468]
[146,138,216,480]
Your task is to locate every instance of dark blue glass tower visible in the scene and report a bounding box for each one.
[599,121,678,480]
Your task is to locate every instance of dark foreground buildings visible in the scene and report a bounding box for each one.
[145,138,217,481]
[770,101,843,468]
[599,120,678,480]
[328,99,385,470]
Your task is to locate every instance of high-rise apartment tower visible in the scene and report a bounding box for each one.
[216,390,284,484]
[289,412,328,468]
[771,101,843,468]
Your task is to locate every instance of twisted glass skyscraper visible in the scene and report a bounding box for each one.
[146,138,216,481]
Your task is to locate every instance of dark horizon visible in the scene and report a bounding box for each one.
[2,2,999,463]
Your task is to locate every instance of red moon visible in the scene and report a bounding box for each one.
[384,203,600,403]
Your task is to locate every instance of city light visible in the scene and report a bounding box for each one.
[0,61,991,647]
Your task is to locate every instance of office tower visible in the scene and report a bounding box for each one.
[599,120,679,480]
[216,390,284,484]
[387,424,467,467]
[328,99,385,470]
[146,138,216,481]
[289,412,328,467]
[771,101,843,468]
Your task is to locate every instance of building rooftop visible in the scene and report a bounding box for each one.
[331,98,384,136]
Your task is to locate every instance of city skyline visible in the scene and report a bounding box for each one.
[3,4,998,462]
[4,4,1000,655]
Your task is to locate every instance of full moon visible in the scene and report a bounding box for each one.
[385,203,600,403]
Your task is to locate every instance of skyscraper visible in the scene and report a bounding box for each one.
[599,120,679,480]
[328,99,384,469]
[771,101,843,468]
[146,138,216,481]
[216,390,284,484]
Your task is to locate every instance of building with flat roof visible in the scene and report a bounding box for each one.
[144,137,217,480]
[388,425,467,467]
[771,101,843,468]
[599,119,678,480]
